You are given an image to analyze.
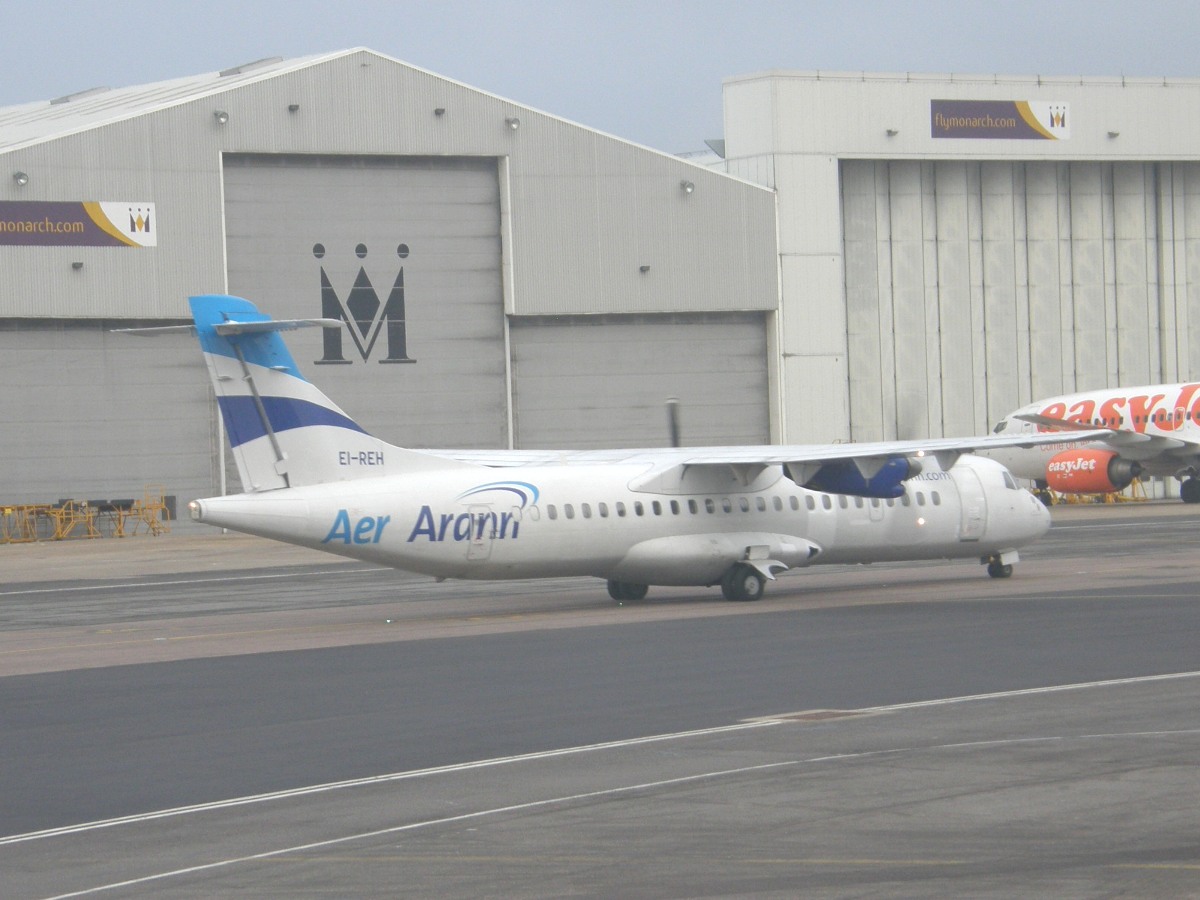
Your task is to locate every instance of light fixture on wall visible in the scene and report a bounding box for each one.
[434,107,446,116]
[12,171,28,186]
[680,180,695,195]
[71,261,84,270]
[639,265,651,273]
[505,116,520,130]
[287,104,300,113]
[213,109,229,125]
[886,128,899,136]
[1108,130,1120,138]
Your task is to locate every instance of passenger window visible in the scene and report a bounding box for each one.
[789,496,799,511]
[901,494,911,506]
[547,504,558,520]
[739,497,750,512]
[634,501,644,516]
[755,497,766,512]
[838,495,848,509]
[581,503,591,518]
[652,501,662,515]
[854,497,863,508]
[806,496,815,510]
[931,492,941,506]
[564,504,575,519]
[721,498,732,513]
[688,499,699,514]
[616,502,626,517]
[598,502,609,517]
[705,498,715,513]
[916,493,926,506]
[773,497,783,511]
[670,500,680,515]
[822,495,832,510]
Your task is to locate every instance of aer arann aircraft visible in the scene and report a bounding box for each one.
[984,382,1200,503]
[158,295,1101,601]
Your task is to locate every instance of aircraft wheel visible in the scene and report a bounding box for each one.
[987,561,1013,579]
[607,579,648,601]
[721,565,765,601]
[1181,478,1200,503]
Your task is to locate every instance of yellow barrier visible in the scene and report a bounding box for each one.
[0,488,171,544]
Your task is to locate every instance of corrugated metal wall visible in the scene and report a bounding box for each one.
[841,159,1200,441]
[510,313,769,448]
[222,154,507,456]
[0,321,213,506]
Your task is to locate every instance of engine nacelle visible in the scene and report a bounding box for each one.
[792,456,921,499]
[1045,449,1142,494]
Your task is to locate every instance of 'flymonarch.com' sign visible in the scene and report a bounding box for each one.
[930,100,1069,140]
[0,201,156,246]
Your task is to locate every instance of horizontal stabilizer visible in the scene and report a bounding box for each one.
[214,318,344,336]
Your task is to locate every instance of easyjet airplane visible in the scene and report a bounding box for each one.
[129,295,1105,601]
[985,382,1200,502]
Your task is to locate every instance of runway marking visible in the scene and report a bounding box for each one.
[13,670,1200,897]
[0,568,381,598]
[0,720,779,847]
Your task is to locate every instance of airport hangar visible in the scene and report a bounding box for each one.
[4,50,1200,513]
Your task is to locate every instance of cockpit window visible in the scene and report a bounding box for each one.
[1003,471,1019,490]
[992,420,1008,433]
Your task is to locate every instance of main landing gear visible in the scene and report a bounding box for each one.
[1180,477,1200,504]
[720,564,766,602]
[607,579,648,601]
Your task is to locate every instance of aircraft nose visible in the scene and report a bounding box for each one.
[1030,491,1052,535]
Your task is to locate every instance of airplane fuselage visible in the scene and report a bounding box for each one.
[191,454,1049,586]
[983,382,1200,496]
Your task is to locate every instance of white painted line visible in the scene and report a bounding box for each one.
[0,720,778,847]
[0,568,387,598]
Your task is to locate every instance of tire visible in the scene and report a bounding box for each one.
[1181,479,1200,504]
[721,565,765,601]
[607,580,648,601]
[987,561,1014,579]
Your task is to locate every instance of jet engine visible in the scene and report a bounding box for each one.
[1044,449,1142,494]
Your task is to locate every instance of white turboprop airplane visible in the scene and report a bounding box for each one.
[984,382,1200,503]
[140,295,1105,601]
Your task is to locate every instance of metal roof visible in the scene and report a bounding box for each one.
[0,49,354,154]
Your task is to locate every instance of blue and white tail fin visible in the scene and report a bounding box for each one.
[190,294,469,492]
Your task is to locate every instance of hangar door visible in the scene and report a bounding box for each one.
[510,313,769,448]
[222,154,506,453]
[841,159,1198,443]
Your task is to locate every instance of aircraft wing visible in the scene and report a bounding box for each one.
[429,428,1114,498]
[1015,412,1200,457]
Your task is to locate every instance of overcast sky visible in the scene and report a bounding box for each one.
[4,0,1199,153]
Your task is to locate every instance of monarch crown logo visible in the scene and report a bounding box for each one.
[313,242,415,365]
[128,207,151,234]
